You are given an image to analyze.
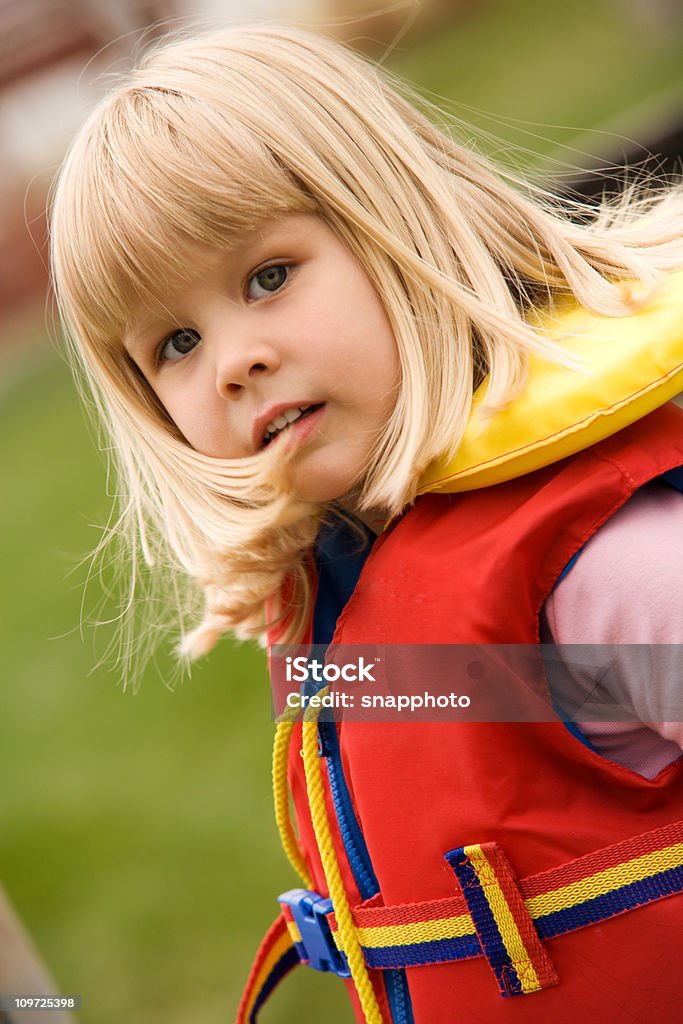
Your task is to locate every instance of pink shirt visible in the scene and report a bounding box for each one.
[541,481,683,779]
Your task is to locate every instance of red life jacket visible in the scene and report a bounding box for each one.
[239,405,683,1023]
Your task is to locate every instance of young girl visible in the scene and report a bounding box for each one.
[50,24,683,1024]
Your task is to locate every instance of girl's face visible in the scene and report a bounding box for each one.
[124,215,400,504]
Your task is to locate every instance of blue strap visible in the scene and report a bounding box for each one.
[318,720,379,898]
[312,516,414,1023]
[314,517,380,899]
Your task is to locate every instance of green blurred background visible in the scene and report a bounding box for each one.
[1,0,682,1021]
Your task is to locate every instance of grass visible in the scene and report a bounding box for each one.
[1,344,350,1022]
[2,1,682,1021]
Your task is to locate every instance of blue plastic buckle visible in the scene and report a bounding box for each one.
[278,889,351,977]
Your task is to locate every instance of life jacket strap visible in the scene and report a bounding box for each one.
[235,913,298,1024]
[327,818,683,982]
[445,841,560,997]
[237,819,683,1018]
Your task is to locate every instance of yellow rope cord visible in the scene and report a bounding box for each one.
[272,719,313,888]
[302,697,384,1024]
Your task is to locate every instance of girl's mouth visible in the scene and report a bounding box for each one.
[261,403,325,448]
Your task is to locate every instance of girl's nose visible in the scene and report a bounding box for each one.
[212,334,282,398]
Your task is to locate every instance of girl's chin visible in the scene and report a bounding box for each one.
[288,461,365,507]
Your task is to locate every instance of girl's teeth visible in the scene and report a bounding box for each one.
[264,405,311,442]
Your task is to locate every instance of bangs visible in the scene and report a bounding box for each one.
[51,86,315,344]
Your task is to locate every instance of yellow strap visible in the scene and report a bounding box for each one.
[462,844,545,994]
[301,698,383,1023]
[272,719,313,889]
[419,271,683,493]
[273,685,383,1020]
[273,711,383,1019]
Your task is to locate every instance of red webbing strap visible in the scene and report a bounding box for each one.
[237,820,683,1014]
[444,842,559,997]
[236,913,299,1024]
[327,820,683,980]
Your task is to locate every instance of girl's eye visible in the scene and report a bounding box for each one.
[247,264,289,300]
[158,328,201,364]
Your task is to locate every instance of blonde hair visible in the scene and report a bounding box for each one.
[50,23,683,666]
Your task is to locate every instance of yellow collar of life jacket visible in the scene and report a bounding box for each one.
[418,270,683,495]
